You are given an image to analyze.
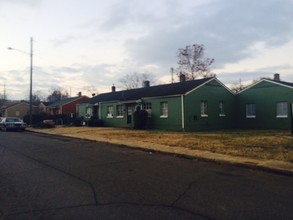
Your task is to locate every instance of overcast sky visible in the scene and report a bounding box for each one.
[1,0,293,100]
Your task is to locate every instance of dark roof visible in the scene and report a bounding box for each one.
[47,96,87,108]
[1,101,29,109]
[89,77,214,104]
[266,79,293,87]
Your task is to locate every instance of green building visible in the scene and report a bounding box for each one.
[85,77,235,131]
[236,74,293,129]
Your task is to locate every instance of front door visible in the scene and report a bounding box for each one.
[127,106,132,124]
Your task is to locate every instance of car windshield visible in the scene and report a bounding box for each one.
[6,118,22,122]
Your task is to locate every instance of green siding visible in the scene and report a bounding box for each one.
[76,104,87,118]
[98,79,236,131]
[184,80,235,131]
[100,102,129,127]
[145,96,183,131]
[236,81,293,129]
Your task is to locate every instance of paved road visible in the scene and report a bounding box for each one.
[0,131,293,220]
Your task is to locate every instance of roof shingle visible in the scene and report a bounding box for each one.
[89,77,213,104]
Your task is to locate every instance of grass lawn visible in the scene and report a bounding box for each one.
[32,127,293,163]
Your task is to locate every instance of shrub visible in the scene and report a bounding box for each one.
[133,109,148,129]
[72,117,83,126]
[88,116,104,127]
[23,112,49,125]
[34,122,55,129]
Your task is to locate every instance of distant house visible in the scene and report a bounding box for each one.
[0,101,38,119]
[46,95,89,117]
[80,77,235,131]
[236,73,293,129]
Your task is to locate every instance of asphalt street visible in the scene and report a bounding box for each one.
[0,131,293,220]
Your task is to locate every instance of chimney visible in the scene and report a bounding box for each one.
[179,73,186,82]
[143,80,150,88]
[78,92,82,97]
[274,73,280,81]
[111,84,116,93]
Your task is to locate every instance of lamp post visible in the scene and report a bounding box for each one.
[8,37,33,125]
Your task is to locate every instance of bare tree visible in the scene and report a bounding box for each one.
[83,85,99,97]
[26,90,46,102]
[47,88,69,102]
[230,79,245,94]
[119,72,156,90]
[177,44,215,80]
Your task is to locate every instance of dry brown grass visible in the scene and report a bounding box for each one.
[31,126,293,163]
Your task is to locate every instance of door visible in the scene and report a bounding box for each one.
[127,106,132,124]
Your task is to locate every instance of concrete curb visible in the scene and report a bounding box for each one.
[27,129,293,176]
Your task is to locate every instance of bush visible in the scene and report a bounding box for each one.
[23,112,49,125]
[72,117,83,126]
[34,122,55,129]
[88,116,104,127]
[133,109,148,129]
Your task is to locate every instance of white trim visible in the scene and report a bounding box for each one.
[186,77,235,96]
[276,115,288,118]
[185,78,214,95]
[181,95,185,130]
[98,102,101,119]
[238,78,293,94]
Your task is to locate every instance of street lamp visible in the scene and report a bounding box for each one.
[8,37,33,126]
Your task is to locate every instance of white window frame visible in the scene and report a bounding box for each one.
[160,102,168,118]
[276,102,288,118]
[85,107,93,118]
[246,103,256,118]
[116,105,124,118]
[219,101,226,117]
[107,105,114,118]
[201,101,208,117]
[15,110,20,117]
[143,103,152,117]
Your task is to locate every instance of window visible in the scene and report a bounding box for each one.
[85,107,93,118]
[143,103,152,117]
[201,101,208,117]
[15,111,20,116]
[219,101,225,117]
[276,102,288,118]
[116,105,124,118]
[246,104,256,118]
[160,102,168,118]
[107,105,114,118]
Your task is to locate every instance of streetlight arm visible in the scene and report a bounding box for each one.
[8,47,30,55]
[7,37,34,126]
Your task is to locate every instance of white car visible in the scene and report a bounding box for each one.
[0,117,27,131]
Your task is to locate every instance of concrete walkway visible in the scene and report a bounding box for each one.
[27,128,293,176]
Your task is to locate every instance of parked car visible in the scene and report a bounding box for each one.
[0,117,27,131]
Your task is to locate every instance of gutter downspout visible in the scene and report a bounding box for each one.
[98,102,101,119]
[181,95,185,131]
[290,103,293,136]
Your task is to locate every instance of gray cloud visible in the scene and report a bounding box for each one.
[119,0,293,72]
[0,0,41,6]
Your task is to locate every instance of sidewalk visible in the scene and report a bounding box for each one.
[27,128,293,176]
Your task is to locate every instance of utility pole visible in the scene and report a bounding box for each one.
[170,67,174,83]
[8,37,34,125]
[291,103,293,136]
[29,37,33,126]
